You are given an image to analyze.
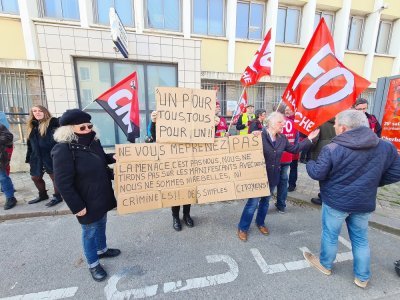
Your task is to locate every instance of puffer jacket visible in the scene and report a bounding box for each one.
[306,126,400,213]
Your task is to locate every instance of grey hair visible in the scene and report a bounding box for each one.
[266,111,284,126]
[53,125,99,143]
[336,110,369,130]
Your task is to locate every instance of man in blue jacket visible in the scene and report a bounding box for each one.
[303,109,400,289]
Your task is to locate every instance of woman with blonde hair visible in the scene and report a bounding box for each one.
[26,105,62,207]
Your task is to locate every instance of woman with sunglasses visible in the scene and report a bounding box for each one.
[52,109,120,282]
[26,105,62,207]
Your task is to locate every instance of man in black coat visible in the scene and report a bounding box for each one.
[0,124,17,210]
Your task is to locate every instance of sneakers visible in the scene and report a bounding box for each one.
[4,197,17,210]
[274,203,285,214]
[303,251,332,275]
[237,229,247,242]
[89,264,107,282]
[354,278,369,288]
[257,225,270,235]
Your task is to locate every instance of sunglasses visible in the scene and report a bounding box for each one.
[78,124,93,131]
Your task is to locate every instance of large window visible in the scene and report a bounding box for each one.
[75,59,177,145]
[347,16,364,51]
[236,1,264,40]
[375,20,392,54]
[145,0,181,32]
[95,0,135,27]
[314,11,334,33]
[276,6,301,44]
[192,0,224,36]
[41,0,80,20]
[0,0,19,14]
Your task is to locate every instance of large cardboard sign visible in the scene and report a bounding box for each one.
[155,87,216,143]
[115,135,270,215]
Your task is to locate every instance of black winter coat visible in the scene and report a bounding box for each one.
[51,137,116,224]
[261,127,312,187]
[310,118,336,160]
[306,126,400,213]
[26,117,59,175]
[0,124,13,171]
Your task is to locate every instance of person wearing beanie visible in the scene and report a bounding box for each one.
[26,105,62,207]
[51,109,120,282]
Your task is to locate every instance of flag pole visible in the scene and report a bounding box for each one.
[227,86,247,133]
[275,98,283,112]
[81,99,96,111]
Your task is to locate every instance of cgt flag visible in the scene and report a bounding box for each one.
[282,18,370,135]
[240,29,272,86]
[95,72,140,142]
[232,90,248,124]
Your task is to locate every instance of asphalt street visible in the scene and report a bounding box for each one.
[1,201,400,300]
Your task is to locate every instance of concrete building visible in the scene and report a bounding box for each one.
[1,0,399,158]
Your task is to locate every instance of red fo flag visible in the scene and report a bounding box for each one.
[95,72,140,142]
[282,19,370,135]
[232,90,248,124]
[240,29,272,87]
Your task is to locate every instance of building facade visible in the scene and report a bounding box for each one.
[1,0,400,149]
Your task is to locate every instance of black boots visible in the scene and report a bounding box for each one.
[173,216,182,231]
[89,264,107,282]
[45,194,63,207]
[98,248,121,259]
[172,215,194,231]
[28,191,49,204]
[4,197,17,210]
[311,197,322,205]
[183,214,194,227]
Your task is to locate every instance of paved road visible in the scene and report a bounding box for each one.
[1,201,400,299]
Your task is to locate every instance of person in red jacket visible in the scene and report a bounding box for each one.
[215,101,228,137]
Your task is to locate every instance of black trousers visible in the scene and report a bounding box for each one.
[171,205,191,217]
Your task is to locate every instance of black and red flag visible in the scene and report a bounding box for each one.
[95,72,140,142]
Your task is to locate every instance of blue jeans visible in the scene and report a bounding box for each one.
[81,214,108,268]
[238,186,276,232]
[276,164,290,210]
[288,159,298,188]
[320,204,371,281]
[0,170,14,199]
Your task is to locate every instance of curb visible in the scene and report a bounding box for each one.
[0,209,71,222]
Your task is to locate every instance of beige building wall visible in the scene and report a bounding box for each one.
[0,18,26,60]
[201,39,228,72]
[234,42,259,74]
[351,0,374,13]
[316,0,342,9]
[35,23,201,115]
[371,56,395,83]
[343,53,366,77]
[382,0,400,20]
[273,46,304,78]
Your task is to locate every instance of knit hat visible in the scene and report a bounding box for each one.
[59,109,91,126]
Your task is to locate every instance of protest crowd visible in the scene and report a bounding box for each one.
[1,18,400,290]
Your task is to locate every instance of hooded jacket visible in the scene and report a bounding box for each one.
[306,126,400,213]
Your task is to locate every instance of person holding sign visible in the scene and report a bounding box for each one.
[52,109,120,282]
[237,112,319,242]
[150,111,194,232]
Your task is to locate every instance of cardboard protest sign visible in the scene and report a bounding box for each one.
[155,87,216,143]
[115,134,270,214]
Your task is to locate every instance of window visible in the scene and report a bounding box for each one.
[375,20,392,54]
[42,0,80,20]
[192,0,224,36]
[79,67,90,81]
[276,7,301,44]
[236,1,264,40]
[347,16,364,51]
[146,0,181,32]
[314,11,334,33]
[75,59,177,145]
[95,0,135,27]
[0,0,19,14]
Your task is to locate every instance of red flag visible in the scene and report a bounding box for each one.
[240,29,272,86]
[232,90,248,124]
[282,19,370,135]
[95,72,140,142]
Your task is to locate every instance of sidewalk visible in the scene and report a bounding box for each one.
[1,165,400,235]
